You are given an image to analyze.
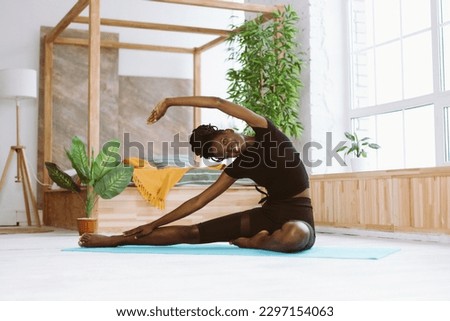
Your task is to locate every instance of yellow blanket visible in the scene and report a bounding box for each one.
[124,158,222,210]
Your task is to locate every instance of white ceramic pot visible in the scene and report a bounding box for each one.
[350,158,369,172]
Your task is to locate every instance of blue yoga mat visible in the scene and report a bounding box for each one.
[63,243,400,260]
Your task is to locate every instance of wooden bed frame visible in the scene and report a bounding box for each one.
[40,0,281,230]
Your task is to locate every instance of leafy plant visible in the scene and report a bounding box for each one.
[226,5,304,137]
[45,136,133,218]
[337,132,381,158]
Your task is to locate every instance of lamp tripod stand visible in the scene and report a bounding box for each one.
[0,69,41,227]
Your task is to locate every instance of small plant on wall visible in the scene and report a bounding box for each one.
[337,132,381,159]
[337,131,380,171]
[226,5,304,138]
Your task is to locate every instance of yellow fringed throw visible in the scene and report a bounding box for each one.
[124,158,223,209]
[124,158,189,209]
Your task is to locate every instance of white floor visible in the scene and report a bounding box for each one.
[1,228,450,301]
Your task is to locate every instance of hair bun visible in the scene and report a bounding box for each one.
[189,124,221,159]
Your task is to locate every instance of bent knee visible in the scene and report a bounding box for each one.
[279,221,315,253]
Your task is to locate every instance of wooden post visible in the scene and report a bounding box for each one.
[193,49,201,129]
[73,16,231,37]
[152,0,278,13]
[42,38,54,186]
[54,37,194,54]
[193,49,202,167]
[87,0,101,218]
[88,0,101,156]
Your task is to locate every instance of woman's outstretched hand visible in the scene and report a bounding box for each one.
[123,223,155,239]
[147,99,168,124]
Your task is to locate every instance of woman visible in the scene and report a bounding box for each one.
[79,96,315,253]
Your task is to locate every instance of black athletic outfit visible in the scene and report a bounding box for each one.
[197,119,315,250]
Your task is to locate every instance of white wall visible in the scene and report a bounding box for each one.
[0,0,78,225]
[308,0,350,174]
[0,0,241,225]
[248,0,349,174]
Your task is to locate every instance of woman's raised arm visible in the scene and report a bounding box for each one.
[147,96,267,128]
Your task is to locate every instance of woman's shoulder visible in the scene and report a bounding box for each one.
[254,118,292,143]
[252,117,278,134]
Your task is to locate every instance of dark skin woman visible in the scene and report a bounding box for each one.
[78,96,315,253]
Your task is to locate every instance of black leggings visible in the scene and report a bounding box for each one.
[197,197,315,247]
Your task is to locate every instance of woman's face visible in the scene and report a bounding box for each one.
[209,129,245,159]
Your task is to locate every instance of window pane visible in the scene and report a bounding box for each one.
[352,50,376,108]
[376,42,402,104]
[376,111,404,169]
[442,0,450,23]
[374,0,401,44]
[443,25,450,91]
[351,0,374,50]
[403,31,433,98]
[402,0,431,35]
[404,105,436,168]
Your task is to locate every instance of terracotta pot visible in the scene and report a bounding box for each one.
[77,217,98,236]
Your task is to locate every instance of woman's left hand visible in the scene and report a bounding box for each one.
[147,99,168,124]
[123,223,155,239]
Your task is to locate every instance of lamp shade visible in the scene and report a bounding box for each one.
[0,68,37,100]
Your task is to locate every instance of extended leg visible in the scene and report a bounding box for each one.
[78,225,200,248]
[230,221,315,253]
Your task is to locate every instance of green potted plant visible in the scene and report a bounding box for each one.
[337,132,381,171]
[226,5,304,138]
[45,136,133,235]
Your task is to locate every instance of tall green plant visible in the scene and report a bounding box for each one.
[45,136,133,218]
[226,5,304,137]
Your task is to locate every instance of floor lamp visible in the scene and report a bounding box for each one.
[0,68,41,227]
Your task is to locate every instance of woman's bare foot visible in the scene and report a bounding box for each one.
[230,230,270,249]
[78,233,124,248]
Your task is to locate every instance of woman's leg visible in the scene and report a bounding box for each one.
[79,207,259,248]
[230,220,315,253]
[79,208,315,252]
[78,225,200,247]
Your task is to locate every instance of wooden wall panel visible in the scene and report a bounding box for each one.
[392,177,411,229]
[410,177,441,230]
[360,178,394,230]
[310,167,450,235]
[442,177,450,230]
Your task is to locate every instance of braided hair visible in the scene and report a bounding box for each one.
[189,124,224,161]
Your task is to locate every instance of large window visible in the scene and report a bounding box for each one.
[349,0,450,169]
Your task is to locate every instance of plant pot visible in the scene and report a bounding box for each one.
[76,217,98,236]
[350,158,369,172]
